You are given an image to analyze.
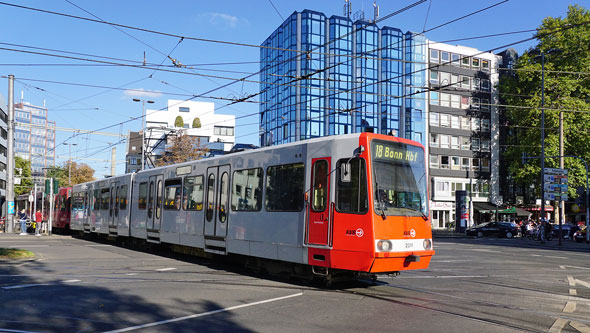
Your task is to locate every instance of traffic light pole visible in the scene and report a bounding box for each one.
[6,75,14,233]
[49,178,53,236]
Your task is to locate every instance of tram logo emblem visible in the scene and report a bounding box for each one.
[404,229,416,238]
[345,228,364,237]
[355,228,364,238]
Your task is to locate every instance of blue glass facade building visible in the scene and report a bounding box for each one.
[260,9,427,146]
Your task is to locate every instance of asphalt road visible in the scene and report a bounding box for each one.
[1,234,590,332]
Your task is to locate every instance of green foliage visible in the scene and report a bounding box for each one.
[192,117,201,128]
[14,156,33,195]
[174,116,184,128]
[501,5,590,199]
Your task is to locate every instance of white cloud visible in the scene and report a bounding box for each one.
[201,12,248,29]
[123,88,162,99]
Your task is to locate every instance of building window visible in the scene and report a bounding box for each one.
[440,72,451,85]
[461,96,469,109]
[440,134,450,149]
[460,75,470,89]
[430,91,439,105]
[451,53,460,66]
[462,157,470,171]
[471,138,480,151]
[451,115,460,129]
[441,51,450,63]
[430,133,439,147]
[461,116,470,130]
[473,78,480,91]
[481,79,490,92]
[481,60,490,71]
[481,119,490,132]
[179,107,190,112]
[430,112,439,126]
[481,139,490,152]
[430,49,439,63]
[430,70,439,84]
[472,58,480,68]
[471,97,480,110]
[461,56,470,68]
[472,118,481,131]
[214,126,235,136]
[481,159,490,172]
[451,156,460,170]
[440,156,450,169]
[451,95,460,109]
[430,155,439,169]
[440,93,450,107]
[440,114,450,127]
[472,158,480,171]
[461,136,470,150]
[451,136,460,149]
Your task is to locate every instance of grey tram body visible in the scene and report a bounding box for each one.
[71,134,362,265]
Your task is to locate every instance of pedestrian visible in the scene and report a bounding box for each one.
[18,209,27,235]
[520,221,526,240]
[35,209,43,237]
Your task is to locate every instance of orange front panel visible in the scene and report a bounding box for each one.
[370,255,433,273]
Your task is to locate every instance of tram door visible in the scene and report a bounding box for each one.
[204,165,230,238]
[307,158,331,246]
[84,189,92,232]
[108,182,119,232]
[147,175,163,231]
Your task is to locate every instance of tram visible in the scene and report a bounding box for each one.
[70,133,434,278]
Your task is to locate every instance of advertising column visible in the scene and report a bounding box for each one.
[455,190,469,233]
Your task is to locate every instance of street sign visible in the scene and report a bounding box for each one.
[544,168,568,175]
[14,177,21,185]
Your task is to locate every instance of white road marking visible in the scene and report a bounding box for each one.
[156,267,177,272]
[530,254,542,257]
[8,245,48,248]
[395,275,488,279]
[62,279,81,283]
[571,289,578,296]
[2,283,50,290]
[548,318,568,333]
[547,256,568,260]
[85,244,111,247]
[564,301,576,313]
[104,292,304,333]
[125,273,138,276]
[470,249,501,253]
[0,328,38,333]
[561,265,590,271]
[570,320,590,333]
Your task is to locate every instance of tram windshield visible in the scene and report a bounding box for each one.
[371,140,428,217]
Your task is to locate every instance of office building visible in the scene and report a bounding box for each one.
[125,131,142,173]
[14,102,56,185]
[142,100,235,167]
[427,42,501,229]
[259,9,427,147]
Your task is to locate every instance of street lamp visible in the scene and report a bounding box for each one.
[133,98,155,170]
[63,142,77,186]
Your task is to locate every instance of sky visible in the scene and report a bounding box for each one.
[0,0,586,178]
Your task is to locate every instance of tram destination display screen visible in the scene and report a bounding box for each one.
[371,140,423,166]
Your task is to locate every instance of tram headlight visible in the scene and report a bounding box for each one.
[377,240,392,252]
[423,239,432,250]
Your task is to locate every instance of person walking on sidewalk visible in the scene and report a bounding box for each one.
[18,209,27,235]
[35,209,42,237]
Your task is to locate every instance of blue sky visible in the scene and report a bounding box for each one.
[0,0,584,178]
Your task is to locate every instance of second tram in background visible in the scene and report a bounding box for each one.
[16,187,72,232]
[70,133,434,280]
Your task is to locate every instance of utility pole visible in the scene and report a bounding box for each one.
[540,52,546,225]
[49,178,53,236]
[6,75,15,233]
[559,110,564,245]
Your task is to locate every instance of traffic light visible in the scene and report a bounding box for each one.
[45,178,59,194]
[53,179,59,194]
[44,179,50,195]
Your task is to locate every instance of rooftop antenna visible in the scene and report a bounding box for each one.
[344,0,352,18]
[21,90,24,103]
[373,1,379,22]
[143,51,146,66]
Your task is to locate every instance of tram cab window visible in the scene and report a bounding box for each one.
[312,160,328,212]
[183,176,204,211]
[265,163,304,212]
[336,158,368,213]
[164,179,182,210]
[231,168,262,211]
[138,182,147,210]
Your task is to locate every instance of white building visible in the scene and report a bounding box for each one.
[144,100,235,167]
[426,42,502,229]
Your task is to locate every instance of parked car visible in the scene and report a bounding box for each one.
[550,223,574,239]
[466,222,519,238]
[574,226,588,243]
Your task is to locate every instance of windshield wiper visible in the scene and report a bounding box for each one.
[375,182,386,221]
[401,206,428,221]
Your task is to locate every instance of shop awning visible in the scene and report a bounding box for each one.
[473,202,499,213]
[496,207,531,217]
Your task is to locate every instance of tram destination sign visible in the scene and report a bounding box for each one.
[543,168,568,201]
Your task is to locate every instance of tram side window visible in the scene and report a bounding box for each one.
[231,168,262,211]
[138,182,147,209]
[119,185,128,210]
[164,179,182,210]
[336,158,368,213]
[93,189,100,211]
[101,188,110,210]
[265,163,304,212]
[183,176,203,211]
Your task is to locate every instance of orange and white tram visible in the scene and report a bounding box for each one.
[71,133,434,278]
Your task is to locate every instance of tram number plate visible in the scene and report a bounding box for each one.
[404,242,414,249]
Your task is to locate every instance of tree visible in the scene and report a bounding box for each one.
[192,117,201,128]
[63,161,96,186]
[174,116,184,128]
[155,130,208,166]
[500,5,590,201]
[44,165,67,189]
[14,156,33,195]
